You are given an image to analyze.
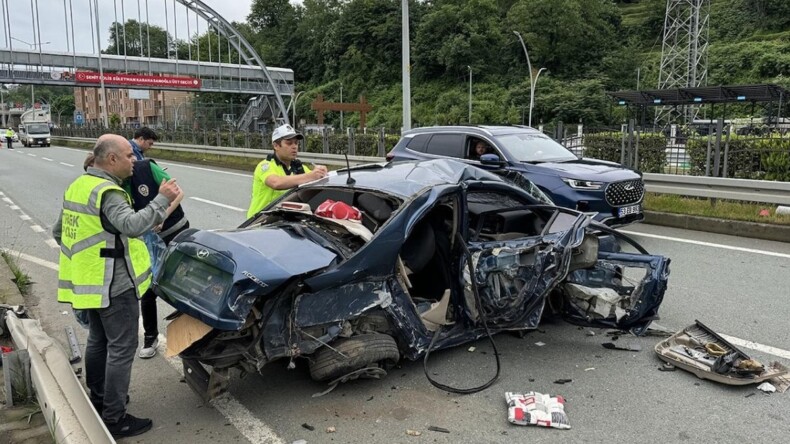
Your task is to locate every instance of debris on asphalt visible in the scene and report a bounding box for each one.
[553,379,573,384]
[584,367,595,372]
[535,342,546,347]
[654,320,789,386]
[658,362,676,372]
[367,396,374,401]
[745,393,755,398]
[586,330,596,336]
[301,423,315,431]
[468,346,476,352]
[427,426,450,433]
[506,392,570,430]
[769,371,790,393]
[757,382,776,393]
[406,429,422,436]
[326,426,336,433]
[602,342,642,352]
[292,440,307,444]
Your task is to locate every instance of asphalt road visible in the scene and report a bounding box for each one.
[1,145,789,443]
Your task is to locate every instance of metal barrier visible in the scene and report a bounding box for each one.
[53,136,790,204]
[5,311,114,444]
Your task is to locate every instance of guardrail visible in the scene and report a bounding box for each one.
[5,311,114,444]
[53,136,380,167]
[53,136,790,205]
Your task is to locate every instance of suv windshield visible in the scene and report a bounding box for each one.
[496,133,577,163]
[28,124,49,134]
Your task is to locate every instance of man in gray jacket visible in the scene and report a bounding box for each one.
[53,134,182,438]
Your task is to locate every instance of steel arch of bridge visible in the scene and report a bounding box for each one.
[175,0,289,124]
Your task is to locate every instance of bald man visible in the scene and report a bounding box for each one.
[52,134,181,438]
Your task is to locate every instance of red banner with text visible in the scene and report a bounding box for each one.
[75,72,201,89]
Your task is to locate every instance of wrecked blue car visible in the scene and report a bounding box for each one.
[153,159,670,399]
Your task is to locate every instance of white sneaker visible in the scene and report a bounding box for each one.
[139,336,159,359]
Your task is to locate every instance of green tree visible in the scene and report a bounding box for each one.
[105,20,171,58]
[506,0,622,78]
[51,95,75,126]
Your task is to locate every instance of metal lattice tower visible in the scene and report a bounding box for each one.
[656,0,710,124]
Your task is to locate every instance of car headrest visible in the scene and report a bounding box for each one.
[401,222,436,274]
[357,194,393,223]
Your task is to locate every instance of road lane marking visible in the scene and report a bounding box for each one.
[10,205,19,210]
[27,153,36,157]
[0,249,59,271]
[19,214,31,221]
[2,197,13,204]
[721,334,790,361]
[42,157,53,161]
[190,197,245,212]
[620,231,790,260]
[46,239,59,249]
[159,162,252,178]
[30,225,46,233]
[142,326,286,444]
[59,162,75,167]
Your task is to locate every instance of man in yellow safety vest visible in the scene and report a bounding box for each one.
[52,134,182,438]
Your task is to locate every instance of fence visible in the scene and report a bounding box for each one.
[55,119,790,182]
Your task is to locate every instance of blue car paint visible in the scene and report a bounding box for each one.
[388,126,645,225]
[153,159,669,387]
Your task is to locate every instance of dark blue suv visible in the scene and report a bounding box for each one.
[387,126,644,226]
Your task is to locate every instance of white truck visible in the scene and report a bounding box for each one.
[19,109,52,147]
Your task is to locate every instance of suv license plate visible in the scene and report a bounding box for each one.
[617,204,641,218]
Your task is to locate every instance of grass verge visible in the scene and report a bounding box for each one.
[1,250,33,296]
[644,193,790,225]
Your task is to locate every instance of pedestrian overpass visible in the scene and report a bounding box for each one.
[0,0,292,129]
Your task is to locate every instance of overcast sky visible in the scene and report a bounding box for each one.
[1,0,255,54]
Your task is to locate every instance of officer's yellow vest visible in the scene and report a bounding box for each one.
[57,175,152,309]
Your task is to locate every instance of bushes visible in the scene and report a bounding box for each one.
[583,131,667,173]
[686,135,790,180]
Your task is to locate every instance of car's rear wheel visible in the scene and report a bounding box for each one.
[309,333,399,382]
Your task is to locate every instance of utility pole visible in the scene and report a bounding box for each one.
[401,0,411,131]
[467,66,472,124]
[93,0,108,127]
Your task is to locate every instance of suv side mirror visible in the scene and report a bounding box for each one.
[479,153,505,166]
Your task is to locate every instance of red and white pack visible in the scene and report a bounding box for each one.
[315,199,362,221]
[505,391,571,430]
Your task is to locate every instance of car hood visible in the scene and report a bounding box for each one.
[155,226,339,330]
[527,158,639,181]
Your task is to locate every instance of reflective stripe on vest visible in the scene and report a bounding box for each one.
[57,175,152,309]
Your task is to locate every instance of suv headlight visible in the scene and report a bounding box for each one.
[562,178,604,190]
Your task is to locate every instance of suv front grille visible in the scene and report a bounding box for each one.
[605,179,644,206]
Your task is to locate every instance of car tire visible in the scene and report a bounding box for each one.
[309,333,399,382]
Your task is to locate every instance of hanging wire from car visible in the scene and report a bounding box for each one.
[422,232,501,394]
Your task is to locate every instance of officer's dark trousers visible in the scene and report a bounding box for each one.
[140,222,189,340]
[86,288,139,423]
[5,136,12,149]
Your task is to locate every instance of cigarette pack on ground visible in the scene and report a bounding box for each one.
[505,391,571,430]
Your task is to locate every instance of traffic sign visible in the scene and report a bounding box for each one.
[74,111,84,125]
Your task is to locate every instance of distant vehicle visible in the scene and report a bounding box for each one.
[1,129,19,143]
[19,109,52,147]
[387,126,645,227]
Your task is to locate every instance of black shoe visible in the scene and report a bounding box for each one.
[105,414,153,438]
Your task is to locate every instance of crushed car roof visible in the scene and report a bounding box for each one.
[315,158,506,198]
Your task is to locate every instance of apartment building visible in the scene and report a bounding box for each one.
[74,87,194,127]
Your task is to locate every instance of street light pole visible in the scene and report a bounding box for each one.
[467,65,472,124]
[529,68,546,129]
[401,0,411,131]
[291,91,305,127]
[93,0,108,127]
[339,82,343,131]
[513,30,545,128]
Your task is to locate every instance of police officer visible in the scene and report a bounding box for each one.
[127,157,189,358]
[5,127,14,149]
[53,134,182,438]
[246,124,327,218]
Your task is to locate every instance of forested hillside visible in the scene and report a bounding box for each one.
[234,0,787,128]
